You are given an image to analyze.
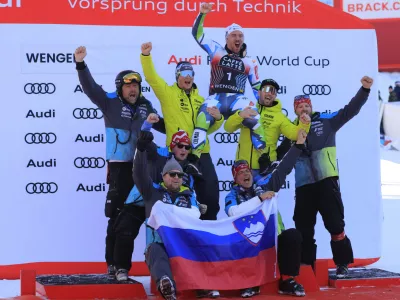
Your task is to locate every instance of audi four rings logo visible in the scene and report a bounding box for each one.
[219,180,234,192]
[74,157,106,168]
[24,83,56,94]
[302,85,331,95]
[73,108,103,119]
[26,182,58,194]
[25,133,57,144]
[214,132,240,144]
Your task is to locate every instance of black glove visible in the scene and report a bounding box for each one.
[258,153,272,175]
[187,153,199,164]
[136,131,154,152]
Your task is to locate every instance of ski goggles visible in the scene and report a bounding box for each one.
[294,95,311,101]
[123,72,142,84]
[260,85,277,94]
[177,70,195,78]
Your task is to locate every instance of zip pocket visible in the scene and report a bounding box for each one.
[327,151,336,171]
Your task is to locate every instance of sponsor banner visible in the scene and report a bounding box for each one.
[0,21,381,266]
[0,0,374,29]
[343,0,400,19]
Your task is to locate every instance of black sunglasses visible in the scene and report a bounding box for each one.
[168,172,185,178]
[176,144,191,150]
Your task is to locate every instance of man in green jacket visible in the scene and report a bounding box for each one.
[140,42,223,221]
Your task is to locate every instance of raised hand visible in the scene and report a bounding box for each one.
[200,2,213,14]
[74,46,87,63]
[361,76,373,89]
[141,42,152,56]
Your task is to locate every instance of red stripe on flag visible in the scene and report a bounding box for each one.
[170,247,277,291]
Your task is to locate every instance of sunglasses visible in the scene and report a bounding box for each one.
[178,70,195,78]
[260,85,277,94]
[294,95,311,101]
[168,172,185,178]
[123,72,142,84]
[176,143,191,150]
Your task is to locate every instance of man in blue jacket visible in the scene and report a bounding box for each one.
[74,46,165,276]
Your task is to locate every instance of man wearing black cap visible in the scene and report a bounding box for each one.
[225,78,310,178]
[140,42,223,222]
[74,46,165,277]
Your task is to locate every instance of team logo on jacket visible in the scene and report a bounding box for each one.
[175,196,189,207]
[233,209,267,246]
[121,106,132,119]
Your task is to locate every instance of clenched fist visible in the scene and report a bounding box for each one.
[300,113,311,125]
[74,46,87,63]
[361,76,373,89]
[296,129,307,145]
[200,2,213,14]
[146,113,159,124]
[260,191,275,201]
[141,42,152,56]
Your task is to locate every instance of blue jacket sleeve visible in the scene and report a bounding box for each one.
[225,189,239,215]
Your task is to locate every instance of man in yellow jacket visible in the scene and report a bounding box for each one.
[140,42,224,221]
[224,79,310,176]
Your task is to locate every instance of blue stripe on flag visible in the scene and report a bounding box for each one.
[157,214,276,262]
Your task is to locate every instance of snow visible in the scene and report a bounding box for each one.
[1,148,399,298]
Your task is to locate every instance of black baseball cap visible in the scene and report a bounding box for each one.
[260,79,280,91]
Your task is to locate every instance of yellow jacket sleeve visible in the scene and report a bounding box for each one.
[224,111,244,133]
[280,116,311,141]
[208,115,225,134]
[140,54,170,104]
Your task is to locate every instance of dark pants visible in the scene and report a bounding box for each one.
[293,177,354,267]
[114,205,146,271]
[194,153,220,221]
[278,229,302,277]
[145,243,176,288]
[105,162,134,266]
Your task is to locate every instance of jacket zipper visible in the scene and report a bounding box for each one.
[252,105,263,169]
[187,92,196,128]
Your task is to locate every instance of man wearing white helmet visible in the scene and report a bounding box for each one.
[191,2,265,158]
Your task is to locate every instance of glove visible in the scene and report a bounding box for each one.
[187,153,199,164]
[136,131,154,152]
[258,153,272,175]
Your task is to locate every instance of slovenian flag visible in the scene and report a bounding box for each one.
[147,198,278,290]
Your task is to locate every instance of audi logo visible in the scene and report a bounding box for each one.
[24,83,56,95]
[74,157,106,168]
[25,133,57,144]
[214,132,240,144]
[73,108,103,120]
[282,108,288,117]
[302,85,331,96]
[219,180,234,192]
[26,182,58,194]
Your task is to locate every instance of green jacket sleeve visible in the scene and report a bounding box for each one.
[140,54,171,105]
[208,115,225,134]
[280,116,311,141]
[224,111,243,133]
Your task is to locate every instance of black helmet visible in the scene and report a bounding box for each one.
[115,70,142,97]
